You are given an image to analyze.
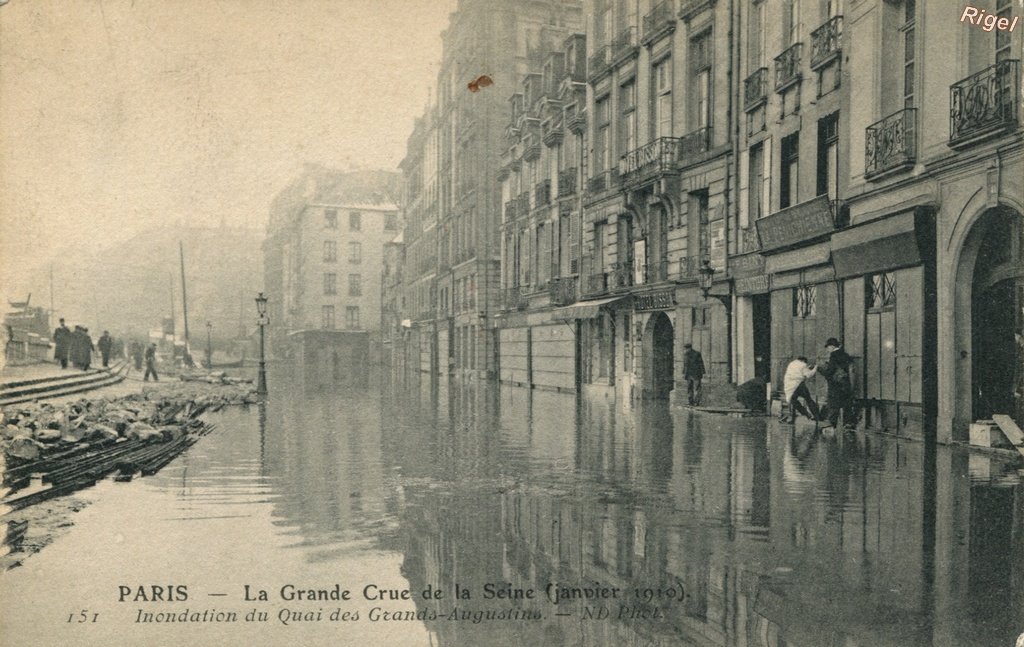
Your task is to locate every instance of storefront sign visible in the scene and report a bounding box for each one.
[755,195,835,252]
[735,275,770,295]
[634,290,675,311]
[764,241,832,275]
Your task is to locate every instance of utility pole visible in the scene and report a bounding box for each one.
[179,242,191,362]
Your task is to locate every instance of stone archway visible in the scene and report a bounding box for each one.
[643,311,675,399]
[952,206,1024,434]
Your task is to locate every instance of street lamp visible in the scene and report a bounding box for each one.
[205,321,213,369]
[255,292,269,398]
[698,259,716,300]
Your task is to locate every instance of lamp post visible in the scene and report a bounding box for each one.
[205,321,213,369]
[255,292,269,398]
[697,259,733,382]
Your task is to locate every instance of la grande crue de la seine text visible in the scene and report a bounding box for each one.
[117,581,684,606]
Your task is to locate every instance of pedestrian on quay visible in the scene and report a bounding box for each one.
[69,325,85,369]
[682,343,705,406]
[818,337,855,430]
[80,327,94,371]
[144,343,159,382]
[130,341,144,371]
[782,356,820,424]
[97,330,113,368]
[53,318,71,369]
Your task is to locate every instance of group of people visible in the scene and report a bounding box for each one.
[683,336,857,431]
[782,337,855,430]
[53,319,118,371]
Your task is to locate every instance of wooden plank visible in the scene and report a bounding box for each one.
[992,415,1024,459]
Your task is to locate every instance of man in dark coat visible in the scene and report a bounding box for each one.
[144,343,159,382]
[53,318,71,368]
[682,343,706,406]
[80,327,94,371]
[819,337,854,429]
[69,326,85,369]
[97,331,113,368]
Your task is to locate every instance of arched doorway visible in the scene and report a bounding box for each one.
[644,311,675,399]
[954,207,1024,430]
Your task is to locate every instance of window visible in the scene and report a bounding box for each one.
[780,133,799,208]
[348,274,362,297]
[793,284,817,318]
[595,96,611,171]
[321,305,335,329]
[867,272,896,310]
[996,0,1012,62]
[652,57,672,138]
[903,0,915,108]
[323,273,337,295]
[348,241,362,264]
[748,1,766,70]
[345,306,360,330]
[782,0,801,46]
[349,211,362,231]
[620,80,636,154]
[692,190,710,261]
[323,240,337,262]
[325,209,338,229]
[816,113,839,199]
[690,31,712,131]
[385,214,399,230]
[749,143,765,220]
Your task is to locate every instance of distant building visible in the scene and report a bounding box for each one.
[263,166,401,363]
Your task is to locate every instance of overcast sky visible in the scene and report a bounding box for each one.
[0,0,456,305]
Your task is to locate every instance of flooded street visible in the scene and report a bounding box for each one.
[3,368,1024,647]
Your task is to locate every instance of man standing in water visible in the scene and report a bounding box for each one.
[819,337,855,430]
[682,343,705,406]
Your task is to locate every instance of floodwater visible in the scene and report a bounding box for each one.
[2,366,1024,647]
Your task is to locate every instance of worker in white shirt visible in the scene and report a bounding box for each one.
[781,356,820,424]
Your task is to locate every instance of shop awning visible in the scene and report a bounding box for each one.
[550,295,631,320]
[831,211,924,279]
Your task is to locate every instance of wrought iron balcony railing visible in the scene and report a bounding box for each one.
[504,200,517,221]
[611,26,638,62]
[619,137,680,182]
[642,1,675,44]
[744,67,769,111]
[548,277,577,306]
[774,43,802,91]
[810,16,842,69]
[557,168,577,197]
[589,46,611,80]
[865,108,917,179]
[534,179,551,207]
[679,127,712,161]
[950,59,1020,145]
[517,191,532,214]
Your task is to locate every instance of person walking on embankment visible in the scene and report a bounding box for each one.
[144,343,159,382]
[53,318,71,369]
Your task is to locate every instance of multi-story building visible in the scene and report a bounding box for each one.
[397,0,1024,443]
[263,166,401,367]
[398,0,584,380]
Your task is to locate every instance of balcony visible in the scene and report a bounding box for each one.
[611,27,638,64]
[584,272,608,296]
[504,200,517,222]
[503,286,529,311]
[810,16,842,70]
[566,104,586,135]
[523,135,541,162]
[678,127,712,161]
[589,46,611,81]
[610,261,633,290]
[642,1,675,45]
[949,60,1020,146]
[534,180,551,208]
[517,191,532,215]
[865,108,917,179]
[744,67,769,111]
[548,277,577,306]
[558,168,577,197]
[679,0,716,22]
[619,137,680,185]
[774,43,802,92]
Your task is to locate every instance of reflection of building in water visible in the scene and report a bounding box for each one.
[382,380,1024,647]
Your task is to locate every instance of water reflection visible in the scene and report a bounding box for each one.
[378,374,1024,647]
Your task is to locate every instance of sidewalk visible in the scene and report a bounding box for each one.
[0,362,74,387]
